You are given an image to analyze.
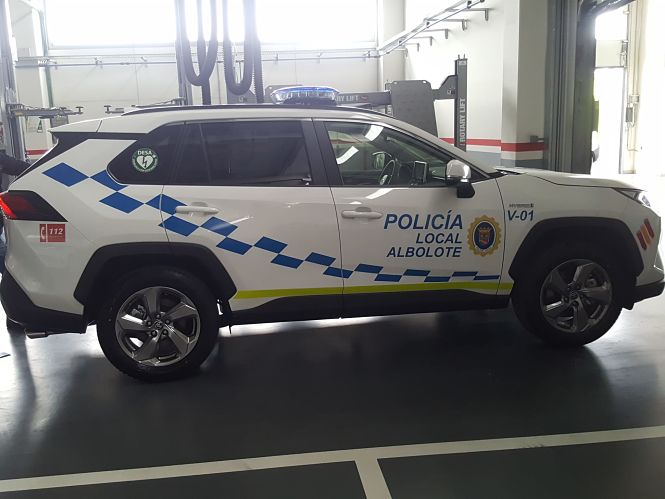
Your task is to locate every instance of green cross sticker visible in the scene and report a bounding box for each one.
[132,148,159,173]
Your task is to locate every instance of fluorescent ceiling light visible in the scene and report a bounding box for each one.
[364,124,383,141]
[336,146,359,165]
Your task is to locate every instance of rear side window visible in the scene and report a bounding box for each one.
[173,121,312,186]
[108,125,182,184]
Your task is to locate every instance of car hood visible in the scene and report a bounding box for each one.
[495,167,640,189]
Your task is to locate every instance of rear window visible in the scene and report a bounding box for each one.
[108,125,182,184]
[173,121,312,186]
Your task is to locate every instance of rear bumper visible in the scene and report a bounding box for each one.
[0,271,86,334]
[634,279,665,303]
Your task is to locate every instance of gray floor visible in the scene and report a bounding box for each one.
[1,290,665,498]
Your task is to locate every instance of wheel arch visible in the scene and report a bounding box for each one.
[509,217,642,305]
[75,242,237,320]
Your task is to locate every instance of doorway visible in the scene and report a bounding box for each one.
[590,7,628,176]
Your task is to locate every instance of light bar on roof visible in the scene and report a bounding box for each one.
[270,86,339,105]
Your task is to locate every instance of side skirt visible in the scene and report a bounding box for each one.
[230,290,510,326]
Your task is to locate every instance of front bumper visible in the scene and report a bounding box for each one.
[0,271,86,334]
[634,279,665,303]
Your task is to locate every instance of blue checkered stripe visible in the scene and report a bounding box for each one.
[43,162,155,214]
[43,163,501,284]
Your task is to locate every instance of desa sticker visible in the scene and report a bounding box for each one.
[467,216,501,256]
[132,148,159,173]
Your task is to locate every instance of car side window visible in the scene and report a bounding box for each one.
[324,122,459,187]
[108,124,182,184]
[172,121,312,186]
[175,124,209,184]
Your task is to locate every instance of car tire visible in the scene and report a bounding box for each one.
[97,267,220,381]
[512,241,629,347]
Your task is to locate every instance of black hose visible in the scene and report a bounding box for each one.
[174,0,264,104]
[196,0,213,104]
[222,0,255,95]
[253,37,265,103]
[176,0,218,93]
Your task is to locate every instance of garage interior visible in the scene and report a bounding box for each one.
[1,0,665,498]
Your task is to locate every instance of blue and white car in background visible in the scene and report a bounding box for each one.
[0,97,662,380]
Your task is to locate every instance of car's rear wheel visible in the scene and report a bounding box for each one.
[512,241,628,346]
[97,267,219,381]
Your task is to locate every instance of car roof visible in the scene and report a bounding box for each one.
[101,105,398,132]
[53,105,497,174]
[124,104,390,118]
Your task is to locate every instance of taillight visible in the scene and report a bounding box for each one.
[0,191,66,221]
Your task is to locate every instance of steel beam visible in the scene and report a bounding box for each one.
[0,0,25,159]
[378,0,485,55]
[16,0,43,12]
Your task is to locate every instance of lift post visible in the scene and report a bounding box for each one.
[453,57,467,151]
[0,0,25,159]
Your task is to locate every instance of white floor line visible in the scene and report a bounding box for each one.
[1,424,665,493]
[355,458,393,499]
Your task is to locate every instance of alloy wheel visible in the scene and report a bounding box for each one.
[115,286,200,367]
[539,259,613,333]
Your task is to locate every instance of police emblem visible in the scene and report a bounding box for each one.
[467,216,501,256]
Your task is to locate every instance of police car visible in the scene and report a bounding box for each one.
[0,88,663,380]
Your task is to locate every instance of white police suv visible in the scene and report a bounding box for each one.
[0,103,663,380]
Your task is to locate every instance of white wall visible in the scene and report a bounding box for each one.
[9,1,389,158]
[9,0,554,170]
[378,0,405,87]
[404,0,548,167]
[633,0,665,176]
[39,53,380,118]
[405,0,504,144]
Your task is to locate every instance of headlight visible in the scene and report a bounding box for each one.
[614,188,652,208]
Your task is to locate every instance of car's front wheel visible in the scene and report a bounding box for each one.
[512,241,628,347]
[97,267,220,381]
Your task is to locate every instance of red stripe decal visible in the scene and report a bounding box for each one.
[636,231,647,250]
[26,149,49,155]
[644,219,655,238]
[440,138,545,151]
[500,142,547,152]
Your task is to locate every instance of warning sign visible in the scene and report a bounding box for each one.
[40,223,66,243]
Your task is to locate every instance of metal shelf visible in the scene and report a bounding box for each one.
[378,0,490,55]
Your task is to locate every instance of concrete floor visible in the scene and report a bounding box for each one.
[1,287,665,498]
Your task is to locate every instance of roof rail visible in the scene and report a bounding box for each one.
[123,103,390,117]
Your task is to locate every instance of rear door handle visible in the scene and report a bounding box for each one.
[175,205,219,215]
[341,210,383,220]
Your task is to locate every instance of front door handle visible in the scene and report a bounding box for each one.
[175,205,219,215]
[341,210,383,220]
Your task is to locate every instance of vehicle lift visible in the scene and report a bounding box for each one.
[266,57,469,151]
[339,57,467,151]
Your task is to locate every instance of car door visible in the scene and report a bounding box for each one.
[161,119,343,322]
[315,120,506,316]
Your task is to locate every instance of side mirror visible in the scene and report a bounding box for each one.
[445,159,471,185]
[446,159,475,198]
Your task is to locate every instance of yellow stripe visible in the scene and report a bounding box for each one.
[233,282,513,300]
